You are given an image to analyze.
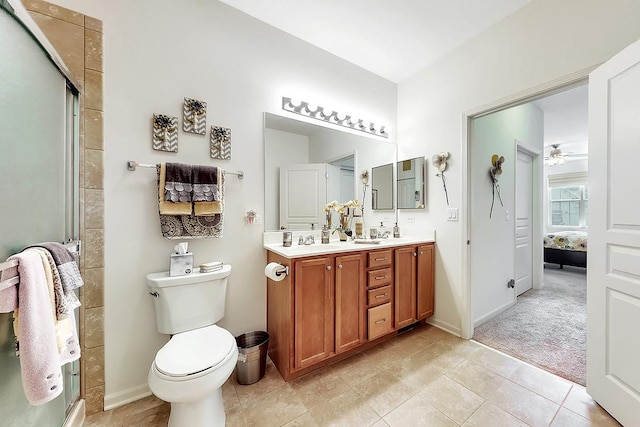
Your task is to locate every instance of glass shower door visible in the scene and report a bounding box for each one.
[0,4,80,426]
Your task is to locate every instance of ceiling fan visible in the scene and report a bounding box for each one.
[544,144,587,166]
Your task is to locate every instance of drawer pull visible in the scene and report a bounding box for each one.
[338,264,343,269]
[375,318,387,324]
[413,253,417,257]
[375,293,388,298]
[374,257,387,261]
[375,275,387,280]
[326,265,332,270]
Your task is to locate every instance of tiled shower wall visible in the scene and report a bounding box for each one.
[23,0,105,415]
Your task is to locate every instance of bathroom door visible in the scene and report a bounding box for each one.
[0,4,79,426]
[280,163,327,230]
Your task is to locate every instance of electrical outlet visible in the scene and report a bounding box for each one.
[406,216,415,223]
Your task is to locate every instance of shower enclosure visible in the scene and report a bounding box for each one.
[0,0,81,425]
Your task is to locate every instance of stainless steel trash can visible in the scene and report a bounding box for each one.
[235,331,269,385]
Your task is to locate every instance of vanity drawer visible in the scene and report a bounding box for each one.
[368,303,393,340]
[368,267,392,288]
[368,285,392,306]
[368,250,392,269]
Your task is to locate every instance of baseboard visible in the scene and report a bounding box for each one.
[63,399,85,427]
[474,300,516,328]
[426,317,461,337]
[104,384,152,411]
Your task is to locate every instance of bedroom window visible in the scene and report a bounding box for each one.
[548,172,588,228]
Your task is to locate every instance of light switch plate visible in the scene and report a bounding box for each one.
[447,208,458,221]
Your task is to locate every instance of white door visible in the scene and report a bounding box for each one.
[515,149,533,296]
[280,163,327,230]
[588,38,640,426]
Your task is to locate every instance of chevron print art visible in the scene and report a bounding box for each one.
[183,97,207,135]
[210,125,231,160]
[152,113,178,152]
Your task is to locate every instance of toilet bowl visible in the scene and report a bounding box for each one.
[148,324,238,427]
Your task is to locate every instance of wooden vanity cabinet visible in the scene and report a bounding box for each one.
[266,251,365,379]
[395,243,435,328]
[367,249,394,339]
[416,244,435,319]
[266,242,434,381]
[335,253,367,354]
[293,256,334,369]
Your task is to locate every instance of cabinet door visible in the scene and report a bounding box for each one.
[417,244,435,320]
[335,253,365,353]
[395,246,417,328]
[294,257,334,369]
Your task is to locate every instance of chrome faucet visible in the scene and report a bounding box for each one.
[304,235,315,245]
[298,236,304,245]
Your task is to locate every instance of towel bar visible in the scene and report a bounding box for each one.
[0,240,81,291]
[127,160,244,179]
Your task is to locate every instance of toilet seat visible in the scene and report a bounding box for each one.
[154,325,236,378]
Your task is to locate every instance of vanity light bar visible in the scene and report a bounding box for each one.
[281,97,388,138]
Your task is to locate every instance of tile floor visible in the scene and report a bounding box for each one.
[83,324,621,426]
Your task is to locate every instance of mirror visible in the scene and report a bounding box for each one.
[397,157,426,209]
[371,163,393,210]
[264,112,396,231]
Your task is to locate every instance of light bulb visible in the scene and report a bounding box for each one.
[320,107,333,119]
[288,98,302,109]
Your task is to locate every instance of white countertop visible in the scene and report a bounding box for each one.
[264,235,435,259]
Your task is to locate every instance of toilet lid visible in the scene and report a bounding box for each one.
[155,325,236,377]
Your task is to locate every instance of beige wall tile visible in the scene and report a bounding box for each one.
[84,15,103,33]
[84,306,104,349]
[85,29,103,72]
[84,228,105,269]
[85,70,103,111]
[85,189,104,229]
[84,267,104,309]
[28,12,84,82]
[85,109,104,150]
[85,346,105,388]
[24,0,83,25]
[85,148,104,189]
[85,385,105,416]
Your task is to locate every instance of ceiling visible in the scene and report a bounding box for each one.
[533,85,589,158]
[219,0,531,83]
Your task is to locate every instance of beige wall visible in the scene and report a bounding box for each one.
[23,0,105,415]
[46,0,397,410]
[397,0,640,337]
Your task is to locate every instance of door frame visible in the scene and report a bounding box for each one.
[461,67,595,339]
[514,142,543,293]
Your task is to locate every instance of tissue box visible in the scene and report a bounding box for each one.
[170,252,194,277]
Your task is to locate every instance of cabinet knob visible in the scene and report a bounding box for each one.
[413,252,417,257]
[326,265,332,270]
[420,251,424,255]
[338,264,343,269]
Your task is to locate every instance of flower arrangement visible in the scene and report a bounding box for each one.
[325,199,362,240]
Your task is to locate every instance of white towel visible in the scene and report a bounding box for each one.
[0,250,63,405]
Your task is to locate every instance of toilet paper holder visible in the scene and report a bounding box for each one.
[275,265,289,277]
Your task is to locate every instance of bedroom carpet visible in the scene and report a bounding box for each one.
[472,266,586,385]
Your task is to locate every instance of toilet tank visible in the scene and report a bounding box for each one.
[147,265,232,334]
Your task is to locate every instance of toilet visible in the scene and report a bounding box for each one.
[147,265,238,427]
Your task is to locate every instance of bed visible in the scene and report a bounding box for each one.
[544,231,587,268]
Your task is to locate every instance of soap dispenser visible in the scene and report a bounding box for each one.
[379,221,386,237]
[393,222,400,238]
